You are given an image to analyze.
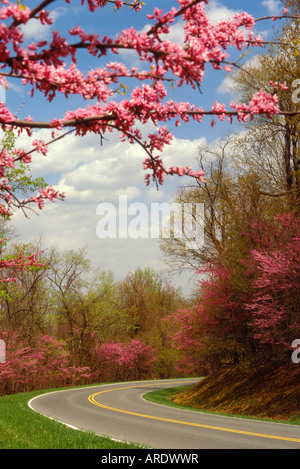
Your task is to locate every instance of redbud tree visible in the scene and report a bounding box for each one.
[0,0,298,283]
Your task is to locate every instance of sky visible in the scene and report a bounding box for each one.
[2,0,287,296]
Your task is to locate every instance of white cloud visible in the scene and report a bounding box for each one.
[216,73,235,94]
[11,128,206,293]
[205,0,238,25]
[21,7,67,41]
[21,21,51,42]
[262,0,281,15]
[20,128,206,200]
[166,20,185,44]
[0,86,5,103]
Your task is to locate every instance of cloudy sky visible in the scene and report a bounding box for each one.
[2,0,286,295]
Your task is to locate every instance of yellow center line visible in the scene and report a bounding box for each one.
[88,382,300,444]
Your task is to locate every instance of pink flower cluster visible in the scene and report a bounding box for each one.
[269,80,288,91]
[169,165,205,182]
[0,0,291,195]
[0,103,15,125]
[0,149,14,177]
[30,186,65,210]
[0,2,31,23]
[211,90,280,125]
[0,239,45,284]
[229,90,280,122]
[81,0,143,12]
[32,140,48,156]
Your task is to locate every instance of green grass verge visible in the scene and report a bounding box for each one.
[142,386,300,426]
[0,386,146,449]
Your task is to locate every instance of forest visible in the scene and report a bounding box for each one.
[0,0,299,406]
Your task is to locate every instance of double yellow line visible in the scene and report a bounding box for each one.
[88,382,300,444]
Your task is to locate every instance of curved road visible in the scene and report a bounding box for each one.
[29,378,300,449]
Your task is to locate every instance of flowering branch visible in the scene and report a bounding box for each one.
[0,0,298,197]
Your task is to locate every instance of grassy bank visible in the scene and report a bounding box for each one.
[0,387,145,449]
[144,364,300,425]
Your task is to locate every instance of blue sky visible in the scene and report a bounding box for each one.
[4,0,287,294]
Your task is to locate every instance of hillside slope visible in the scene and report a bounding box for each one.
[172,364,300,422]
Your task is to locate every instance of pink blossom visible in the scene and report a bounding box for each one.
[32,140,48,156]
[212,101,226,121]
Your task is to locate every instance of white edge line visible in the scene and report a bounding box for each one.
[28,392,127,443]
[28,382,144,441]
[27,379,195,444]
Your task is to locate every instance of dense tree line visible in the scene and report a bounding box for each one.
[161,2,300,374]
[0,242,188,394]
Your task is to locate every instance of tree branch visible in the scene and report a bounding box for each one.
[2,109,300,130]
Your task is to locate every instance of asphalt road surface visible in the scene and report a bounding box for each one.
[29,378,300,449]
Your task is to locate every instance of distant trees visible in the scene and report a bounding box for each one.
[0,240,50,340]
[0,329,90,395]
[160,134,288,273]
[0,243,185,395]
[92,339,156,382]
